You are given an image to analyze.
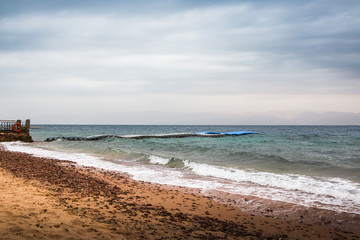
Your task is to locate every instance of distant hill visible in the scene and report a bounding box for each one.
[106,111,360,125]
[290,112,360,125]
[32,111,360,125]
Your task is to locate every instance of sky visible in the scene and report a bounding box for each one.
[1,0,359,124]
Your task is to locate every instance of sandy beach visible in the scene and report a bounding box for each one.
[0,146,359,239]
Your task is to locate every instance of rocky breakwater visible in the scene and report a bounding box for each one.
[0,132,33,142]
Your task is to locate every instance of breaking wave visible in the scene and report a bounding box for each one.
[2,141,360,214]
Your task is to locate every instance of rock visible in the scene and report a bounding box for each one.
[0,132,33,142]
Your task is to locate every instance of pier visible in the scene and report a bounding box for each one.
[0,119,30,133]
[0,119,33,142]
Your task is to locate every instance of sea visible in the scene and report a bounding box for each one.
[2,125,360,215]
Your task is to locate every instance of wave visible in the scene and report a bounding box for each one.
[2,141,359,214]
[144,154,360,213]
[149,155,170,165]
[183,160,359,198]
[147,155,185,168]
[182,160,360,213]
[228,151,360,175]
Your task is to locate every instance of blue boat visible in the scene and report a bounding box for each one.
[222,131,258,136]
[196,131,258,136]
[195,132,221,135]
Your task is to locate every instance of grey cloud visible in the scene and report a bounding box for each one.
[1,0,360,123]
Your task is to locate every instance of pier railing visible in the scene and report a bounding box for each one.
[0,119,30,133]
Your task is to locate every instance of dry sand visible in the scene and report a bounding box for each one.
[0,147,359,239]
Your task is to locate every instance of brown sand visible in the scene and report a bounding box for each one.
[0,147,359,239]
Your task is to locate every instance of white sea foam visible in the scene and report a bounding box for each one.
[1,141,119,170]
[149,155,170,165]
[184,160,359,199]
[183,160,360,213]
[2,142,360,214]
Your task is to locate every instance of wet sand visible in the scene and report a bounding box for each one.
[0,147,359,239]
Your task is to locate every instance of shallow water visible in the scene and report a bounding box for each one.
[3,125,360,214]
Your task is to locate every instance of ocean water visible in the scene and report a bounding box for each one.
[2,125,360,214]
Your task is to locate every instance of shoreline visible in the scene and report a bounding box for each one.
[0,146,359,239]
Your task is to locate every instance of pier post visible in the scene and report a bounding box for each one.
[25,119,30,132]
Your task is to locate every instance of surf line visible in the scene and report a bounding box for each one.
[44,131,258,142]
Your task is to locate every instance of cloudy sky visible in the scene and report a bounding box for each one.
[1,0,359,124]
